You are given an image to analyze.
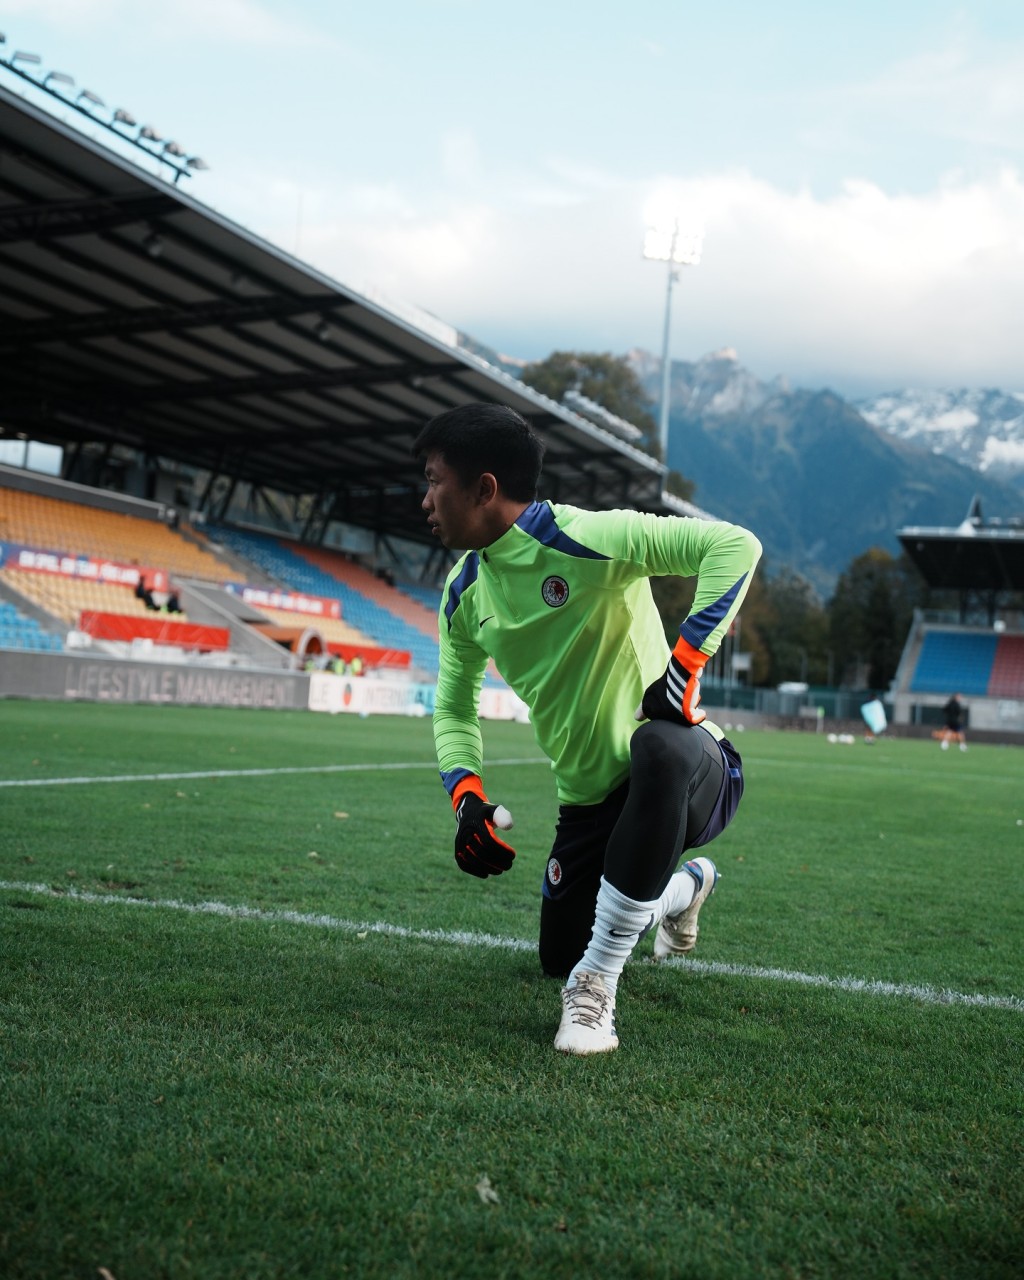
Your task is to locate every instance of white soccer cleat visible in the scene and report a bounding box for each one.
[654,857,719,959]
[554,971,619,1055]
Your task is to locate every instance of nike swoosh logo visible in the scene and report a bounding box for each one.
[610,912,655,939]
[479,616,495,628]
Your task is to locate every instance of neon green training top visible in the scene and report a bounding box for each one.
[434,501,762,806]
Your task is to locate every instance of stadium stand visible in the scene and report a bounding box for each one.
[206,525,449,677]
[3,573,186,627]
[893,502,1024,733]
[0,487,233,581]
[247,606,375,651]
[909,630,1000,696]
[0,599,62,652]
[909,628,1024,698]
[395,582,443,614]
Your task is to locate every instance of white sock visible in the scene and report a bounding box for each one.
[568,877,659,997]
[655,864,700,922]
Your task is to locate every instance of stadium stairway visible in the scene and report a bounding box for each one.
[204,526,448,678]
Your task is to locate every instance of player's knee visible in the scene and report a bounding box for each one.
[630,719,703,788]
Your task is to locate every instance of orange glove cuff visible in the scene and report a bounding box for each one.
[451,774,485,812]
[673,635,708,675]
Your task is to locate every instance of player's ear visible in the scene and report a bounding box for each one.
[477,471,500,505]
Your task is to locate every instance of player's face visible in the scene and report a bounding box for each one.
[421,451,489,550]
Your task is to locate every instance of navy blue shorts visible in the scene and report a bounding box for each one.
[538,727,744,978]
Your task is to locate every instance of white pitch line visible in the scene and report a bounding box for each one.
[0,756,548,788]
[2,879,1021,1015]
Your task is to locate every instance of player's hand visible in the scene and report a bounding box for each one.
[452,776,515,878]
[635,636,708,727]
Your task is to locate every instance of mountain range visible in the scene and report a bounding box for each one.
[626,349,1024,595]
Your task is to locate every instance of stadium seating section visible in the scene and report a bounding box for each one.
[206,525,446,674]
[0,599,62,652]
[0,488,232,580]
[1,485,460,669]
[910,629,1024,698]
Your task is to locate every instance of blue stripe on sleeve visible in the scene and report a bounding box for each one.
[679,572,749,649]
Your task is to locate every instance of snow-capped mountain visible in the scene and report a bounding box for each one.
[626,348,1024,592]
[858,388,1024,491]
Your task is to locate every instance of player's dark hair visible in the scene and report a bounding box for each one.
[413,403,545,501]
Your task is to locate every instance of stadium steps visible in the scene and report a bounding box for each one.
[204,526,441,675]
[203,526,511,686]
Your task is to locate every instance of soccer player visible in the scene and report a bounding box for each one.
[940,692,967,751]
[416,404,761,1054]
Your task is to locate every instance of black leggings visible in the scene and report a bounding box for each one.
[538,721,728,979]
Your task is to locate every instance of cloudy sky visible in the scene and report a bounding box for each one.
[4,0,1024,398]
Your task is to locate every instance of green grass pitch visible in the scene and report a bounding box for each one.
[1,700,1022,1279]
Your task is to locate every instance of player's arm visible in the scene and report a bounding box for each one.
[639,515,761,725]
[434,597,516,878]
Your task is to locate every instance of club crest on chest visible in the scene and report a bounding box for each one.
[541,575,570,608]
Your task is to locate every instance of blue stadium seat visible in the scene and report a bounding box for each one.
[208,526,460,679]
[0,602,63,652]
[909,630,998,695]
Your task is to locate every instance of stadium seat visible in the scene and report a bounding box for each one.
[909,630,999,696]
[203,525,509,683]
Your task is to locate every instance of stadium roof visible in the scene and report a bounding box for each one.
[898,498,1024,593]
[0,81,683,548]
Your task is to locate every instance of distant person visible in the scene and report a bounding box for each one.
[134,575,157,610]
[415,403,761,1055]
[941,693,967,752]
[350,653,365,677]
[165,586,182,614]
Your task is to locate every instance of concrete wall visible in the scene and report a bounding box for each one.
[0,649,308,710]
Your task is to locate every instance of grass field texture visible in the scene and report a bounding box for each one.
[1,700,1022,1279]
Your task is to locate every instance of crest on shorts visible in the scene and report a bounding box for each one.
[541,575,569,608]
[546,857,563,886]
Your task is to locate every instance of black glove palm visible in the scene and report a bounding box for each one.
[454,788,515,878]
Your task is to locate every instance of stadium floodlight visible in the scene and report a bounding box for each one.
[0,39,208,183]
[643,215,704,464]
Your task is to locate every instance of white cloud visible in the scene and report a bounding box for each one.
[213,147,1024,396]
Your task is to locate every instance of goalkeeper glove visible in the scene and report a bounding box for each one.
[451,775,516,878]
[635,636,708,727]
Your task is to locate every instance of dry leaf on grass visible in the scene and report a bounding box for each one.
[475,1174,500,1204]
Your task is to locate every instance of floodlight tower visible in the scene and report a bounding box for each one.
[643,218,703,465]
